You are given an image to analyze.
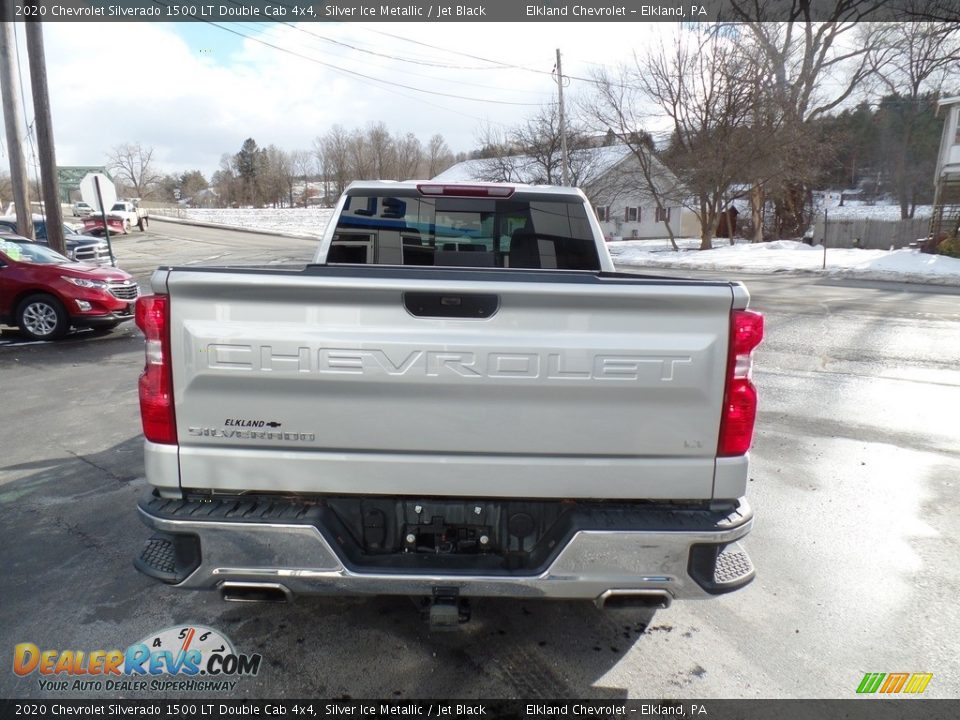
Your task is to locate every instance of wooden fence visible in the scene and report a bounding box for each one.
[811,216,930,250]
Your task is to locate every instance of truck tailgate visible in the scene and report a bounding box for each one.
[163,267,736,500]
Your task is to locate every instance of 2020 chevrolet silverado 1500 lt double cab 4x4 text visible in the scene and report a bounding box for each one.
[133,181,763,623]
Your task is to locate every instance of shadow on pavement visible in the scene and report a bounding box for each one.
[0,435,662,700]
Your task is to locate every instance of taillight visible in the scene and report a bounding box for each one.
[135,295,177,445]
[718,309,763,456]
[416,183,515,198]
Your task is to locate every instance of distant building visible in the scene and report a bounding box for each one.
[433,145,700,240]
[931,96,960,241]
[715,206,739,238]
[291,180,329,207]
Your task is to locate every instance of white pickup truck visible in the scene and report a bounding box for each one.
[133,181,762,624]
[109,200,148,231]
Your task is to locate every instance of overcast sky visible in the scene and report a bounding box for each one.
[7,21,679,178]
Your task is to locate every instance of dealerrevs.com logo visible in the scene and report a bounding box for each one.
[13,626,262,692]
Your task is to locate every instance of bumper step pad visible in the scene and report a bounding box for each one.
[688,540,756,594]
[714,544,754,586]
[134,532,201,584]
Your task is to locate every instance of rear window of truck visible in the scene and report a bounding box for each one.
[328,193,601,270]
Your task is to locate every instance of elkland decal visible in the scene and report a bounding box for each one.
[857,672,933,695]
[12,626,261,692]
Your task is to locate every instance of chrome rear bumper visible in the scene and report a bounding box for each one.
[136,492,754,602]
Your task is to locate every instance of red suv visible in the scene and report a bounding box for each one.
[0,236,138,340]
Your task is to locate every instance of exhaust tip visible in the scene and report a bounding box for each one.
[596,590,672,611]
[220,582,292,603]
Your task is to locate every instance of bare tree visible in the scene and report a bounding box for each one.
[600,27,768,250]
[260,145,292,207]
[106,142,161,199]
[474,123,525,182]
[512,106,567,185]
[290,150,314,206]
[864,19,960,217]
[426,134,454,178]
[319,125,351,198]
[724,2,888,236]
[394,132,423,180]
[472,108,603,188]
[585,72,689,250]
[349,129,373,181]
[725,3,882,122]
[366,122,396,180]
[899,0,960,23]
[211,153,238,207]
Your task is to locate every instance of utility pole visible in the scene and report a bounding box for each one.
[555,48,570,187]
[0,15,34,238]
[25,21,65,255]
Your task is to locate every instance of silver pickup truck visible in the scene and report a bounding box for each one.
[133,181,763,624]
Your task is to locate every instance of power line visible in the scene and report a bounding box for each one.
[173,17,514,128]
[12,24,43,207]
[366,27,547,72]
[191,2,633,97]
[208,21,551,106]
[166,3,554,108]
[231,11,499,69]
[226,21,553,98]
[362,27,629,88]
[142,0,521,129]
[255,0,530,71]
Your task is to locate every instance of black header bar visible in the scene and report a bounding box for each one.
[2,700,960,720]
[1,0,956,22]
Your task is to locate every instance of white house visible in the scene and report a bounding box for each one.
[432,145,700,240]
[932,96,960,240]
[935,96,960,181]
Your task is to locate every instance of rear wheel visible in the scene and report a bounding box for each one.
[17,294,69,341]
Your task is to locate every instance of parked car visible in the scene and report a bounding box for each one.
[0,215,113,266]
[0,236,137,340]
[72,201,94,217]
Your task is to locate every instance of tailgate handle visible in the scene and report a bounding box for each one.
[404,292,499,319]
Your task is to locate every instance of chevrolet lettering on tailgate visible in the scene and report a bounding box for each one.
[204,344,695,383]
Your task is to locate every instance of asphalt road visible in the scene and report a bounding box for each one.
[1,221,958,700]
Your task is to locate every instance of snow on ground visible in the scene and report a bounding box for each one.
[148,207,958,286]
[152,207,336,237]
[609,238,960,286]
